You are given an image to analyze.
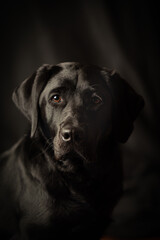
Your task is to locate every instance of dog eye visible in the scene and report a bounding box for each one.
[51,94,62,103]
[92,95,102,104]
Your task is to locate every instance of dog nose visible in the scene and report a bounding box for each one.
[61,127,84,142]
[61,128,72,142]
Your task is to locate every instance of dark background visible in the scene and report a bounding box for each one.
[0,0,160,238]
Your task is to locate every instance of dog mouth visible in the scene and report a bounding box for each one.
[54,150,87,172]
[54,147,87,162]
[60,150,87,162]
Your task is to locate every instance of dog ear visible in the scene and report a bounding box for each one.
[12,64,61,138]
[105,70,144,143]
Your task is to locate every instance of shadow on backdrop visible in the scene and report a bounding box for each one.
[0,0,160,238]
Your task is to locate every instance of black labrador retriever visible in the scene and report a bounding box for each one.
[0,62,144,240]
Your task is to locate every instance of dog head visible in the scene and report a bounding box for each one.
[13,62,144,165]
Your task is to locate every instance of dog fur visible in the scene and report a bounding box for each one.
[0,62,144,240]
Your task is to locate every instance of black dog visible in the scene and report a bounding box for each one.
[0,62,144,240]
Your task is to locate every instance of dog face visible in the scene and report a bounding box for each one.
[39,63,113,162]
[12,62,144,166]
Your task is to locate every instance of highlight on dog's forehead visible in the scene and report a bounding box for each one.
[47,63,107,91]
[48,67,78,89]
